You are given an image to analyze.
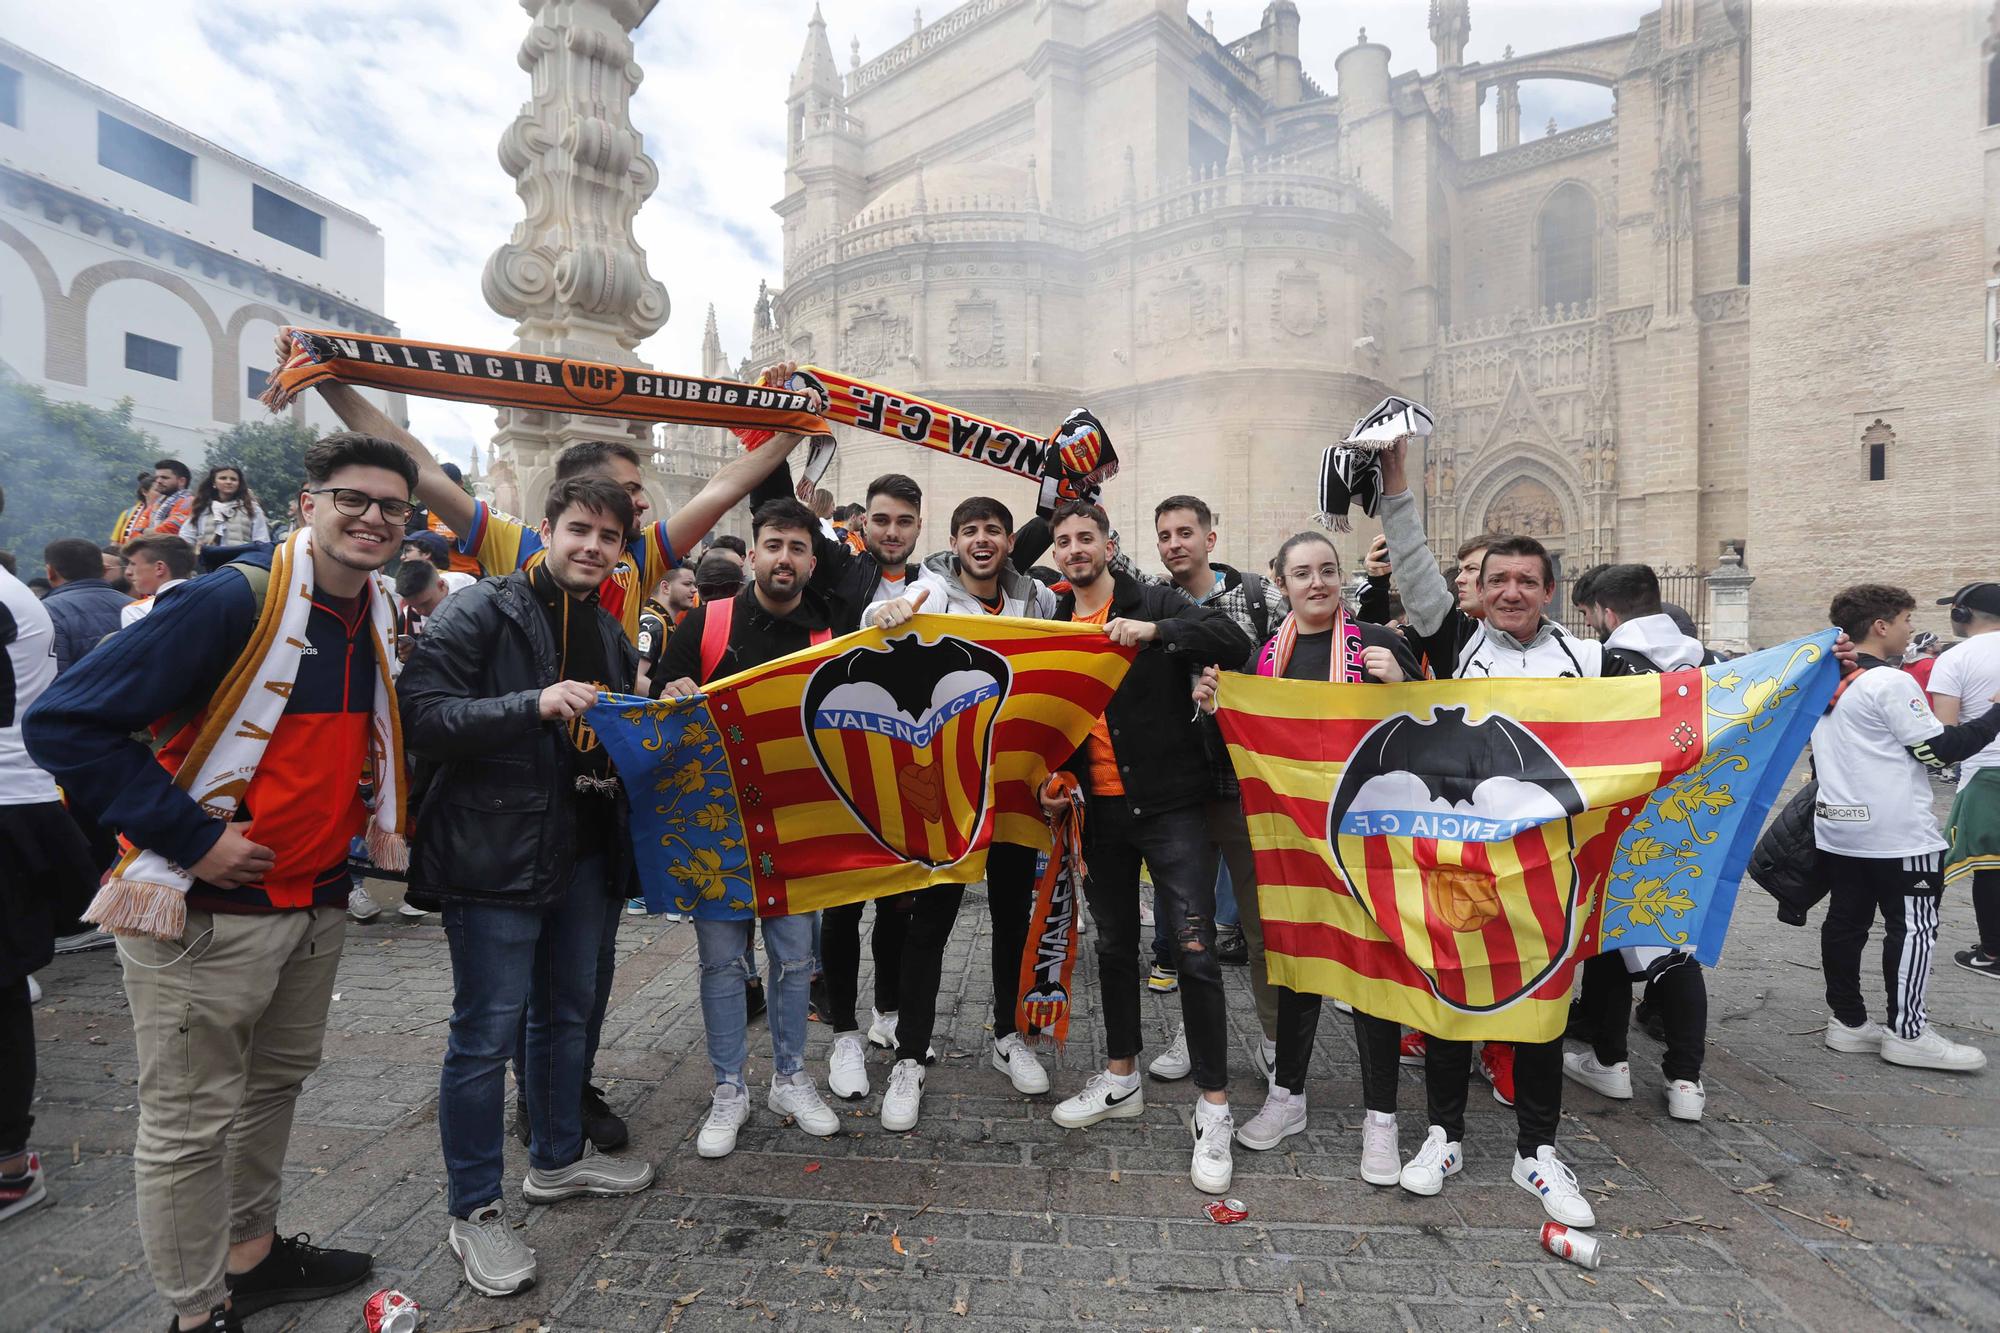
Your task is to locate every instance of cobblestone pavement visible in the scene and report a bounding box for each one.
[16,776,1999,1331]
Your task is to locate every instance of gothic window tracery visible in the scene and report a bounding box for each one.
[1537,184,1597,312]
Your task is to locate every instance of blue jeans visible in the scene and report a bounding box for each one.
[694,913,813,1090]
[1214,857,1240,931]
[438,857,608,1217]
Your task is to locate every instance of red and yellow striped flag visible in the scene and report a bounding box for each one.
[592,616,1133,919]
[1214,671,1706,1042]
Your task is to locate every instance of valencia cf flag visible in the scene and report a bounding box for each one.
[586,616,1134,920]
[1214,633,1840,1041]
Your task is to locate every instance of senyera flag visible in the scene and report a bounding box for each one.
[1214,632,1839,1042]
[586,615,1133,920]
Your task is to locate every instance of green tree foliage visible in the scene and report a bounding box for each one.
[0,375,159,565]
[204,417,320,525]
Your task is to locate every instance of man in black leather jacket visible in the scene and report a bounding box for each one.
[1034,500,1253,1197]
[397,476,652,1299]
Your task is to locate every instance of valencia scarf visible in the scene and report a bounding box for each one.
[1317,395,1434,532]
[83,530,408,939]
[736,368,1118,517]
[1258,607,1368,684]
[1017,772,1086,1045]
[261,329,832,437]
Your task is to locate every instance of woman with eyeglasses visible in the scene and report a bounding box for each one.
[184,465,271,549]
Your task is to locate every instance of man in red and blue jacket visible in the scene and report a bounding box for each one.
[24,434,416,1333]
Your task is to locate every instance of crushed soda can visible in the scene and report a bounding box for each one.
[1539,1221,1601,1270]
[363,1287,422,1333]
[1204,1198,1249,1225]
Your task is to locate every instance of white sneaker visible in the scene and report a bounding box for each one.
[26,975,41,1005]
[1191,1103,1234,1194]
[1513,1145,1596,1228]
[398,899,429,918]
[1233,1085,1306,1151]
[1247,1033,1278,1084]
[1147,1024,1191,1081]
[867,1008,899,1050]
[1359,1112,1400,1186]
[1398,1125,1462,1197]
[696,1084,749,1159]
[1880,1025,1988,1072]
[768,1071,840,1136]
[1666,1079,1707,1121]
[1052,1070,1145,1128]
[881,1059,925,1131]
[1561,1050,1633,1099]
[1825,1016,1887,1053]
[347,885,382,921]
[992,1033,1051,1094]
[828,1032,870,1100]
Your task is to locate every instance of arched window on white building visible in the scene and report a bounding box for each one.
[1537,184,1596,312]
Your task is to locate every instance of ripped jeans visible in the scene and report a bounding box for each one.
[693,914,814,1091]
[1082,795,1228,1091]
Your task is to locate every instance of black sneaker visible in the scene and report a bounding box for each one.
[745,980,767,1023]
[223,1233,372,1317]
[1215,929,1248,966]
[582,1083,630,1152]
[166,1305,242,1333]
[1954,948,2000,979]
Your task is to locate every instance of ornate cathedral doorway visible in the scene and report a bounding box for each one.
[1482,476,1567,553]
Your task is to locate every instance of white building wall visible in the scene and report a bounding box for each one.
[0,39,401,459]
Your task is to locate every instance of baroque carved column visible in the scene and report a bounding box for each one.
[484,0,670,516]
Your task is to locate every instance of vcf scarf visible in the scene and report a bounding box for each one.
[82,530,408,940]
[1317,395,1435,533]
[261,329,831,437]
[735,368,1120,509]
[1017,772,1086,1045]
[1258,608,1368,683]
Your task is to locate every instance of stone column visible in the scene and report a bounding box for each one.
[1496,80,1522,150]
[1705,543,1755,655]
[484,0,671,518]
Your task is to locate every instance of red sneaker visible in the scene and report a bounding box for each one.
[1398,1030,1427,1067]
[1479,1042,1516,1106]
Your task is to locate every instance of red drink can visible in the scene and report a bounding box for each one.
[1540,1221,1601,1269]
[1204,1198,1249,1225]
[363,1288,422,1333]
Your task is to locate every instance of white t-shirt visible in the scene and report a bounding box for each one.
[439,571,476,595]
[1811,665,1946,857]
[1926,632,2000,786]
[0,567,60,805]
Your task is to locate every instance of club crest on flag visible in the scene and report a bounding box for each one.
[801,631,1012,868]
[1328,706,1589,1013]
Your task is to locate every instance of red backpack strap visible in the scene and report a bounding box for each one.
[809,627,831,646]
[699,597,736,682]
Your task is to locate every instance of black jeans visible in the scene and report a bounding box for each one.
[1580,952,1707,1082]
[1270,990,1401,1113]
[1428,1036,1562,1157]
[1083,796,1227,1091]
[1821,850,1942,1039]
[820,897,911,1033]
[0,977,32,1155]
[885,844,1038,1058]
[1973,869,2000,954]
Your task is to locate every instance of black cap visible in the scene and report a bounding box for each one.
[1938,582,2000,616]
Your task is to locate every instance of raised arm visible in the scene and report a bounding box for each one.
[1375,438,1456,640]
[312,378,477,539]
[664,426,807,559]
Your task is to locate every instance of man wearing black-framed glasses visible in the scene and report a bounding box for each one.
[303,487,418,526]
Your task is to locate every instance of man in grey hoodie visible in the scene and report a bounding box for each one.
[1563,564,1715,1125]
[859,497,1058,1130]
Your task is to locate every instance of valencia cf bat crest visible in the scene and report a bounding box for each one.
[802,631,1012,867]
[1327,707,1590,1012]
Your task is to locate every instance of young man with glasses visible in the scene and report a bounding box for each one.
[26,435,418,1333]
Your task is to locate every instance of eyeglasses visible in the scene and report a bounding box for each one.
[306,488,416,524]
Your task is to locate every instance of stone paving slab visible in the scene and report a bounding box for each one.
[15,774,1999,1331]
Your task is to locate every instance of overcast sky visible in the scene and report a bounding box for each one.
[5,0,1651,465]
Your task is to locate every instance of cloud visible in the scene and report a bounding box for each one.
[7,1,1650,464]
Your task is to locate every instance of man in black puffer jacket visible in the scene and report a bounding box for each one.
[397,476,652,1300]
[1035,500,1253,1197]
